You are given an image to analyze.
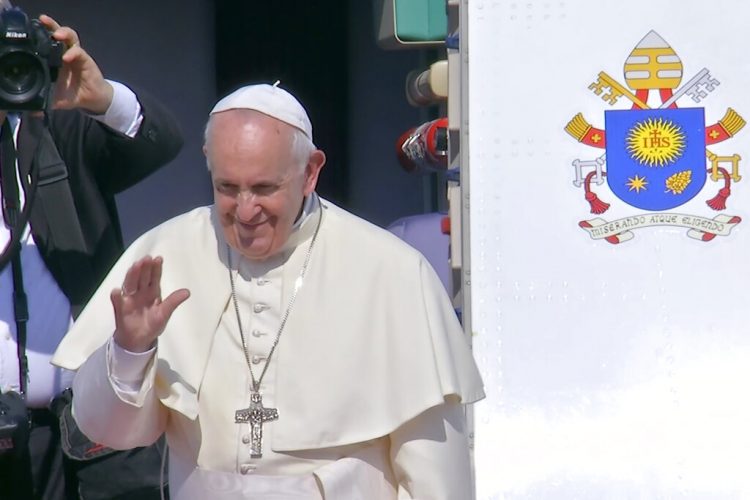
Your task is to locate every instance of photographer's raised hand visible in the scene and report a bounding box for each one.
[38,14,114,115]
[111,256,190,353]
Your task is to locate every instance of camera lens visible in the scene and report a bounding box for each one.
[0,51,45,104]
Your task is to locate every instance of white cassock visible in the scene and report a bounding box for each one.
[52,195,485,500]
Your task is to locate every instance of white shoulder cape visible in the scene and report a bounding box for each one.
[53,198,485,451]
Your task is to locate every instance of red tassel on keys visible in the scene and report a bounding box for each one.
[585,192,610,214]
[706,167,731,211]
[583,171,610,214]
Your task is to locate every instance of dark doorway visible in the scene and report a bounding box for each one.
[214,1,350,206]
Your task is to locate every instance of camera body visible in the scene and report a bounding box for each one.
[0,391,29,458]
[0,7,63,111]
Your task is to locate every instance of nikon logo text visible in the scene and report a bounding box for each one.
[4,32,27,38]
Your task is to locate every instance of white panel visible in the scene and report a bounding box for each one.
[469,1,750,498]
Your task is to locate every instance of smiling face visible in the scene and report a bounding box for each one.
[205,109,325,261]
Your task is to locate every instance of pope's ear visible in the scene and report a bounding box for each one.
[304,150,326,194]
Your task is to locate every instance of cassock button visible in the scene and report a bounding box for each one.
[240,463,256,475]
[256,278,269,286]
[253,303,269,313]
[241,434,251,444]
[251,355,266,365]
[252,330,264,337]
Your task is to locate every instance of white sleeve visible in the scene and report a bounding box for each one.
[72,340,167,449]
[87,80,144,138]
[389,399,474,499]
[110,337,155,393]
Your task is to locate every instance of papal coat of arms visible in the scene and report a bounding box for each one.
[565,31,745,243]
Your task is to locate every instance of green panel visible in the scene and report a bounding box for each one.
[394,0,447,42]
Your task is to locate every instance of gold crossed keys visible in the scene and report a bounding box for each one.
[587,70,743,183]
[235,392,279,458]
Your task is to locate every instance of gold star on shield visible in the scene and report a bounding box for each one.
[626,174,648,193]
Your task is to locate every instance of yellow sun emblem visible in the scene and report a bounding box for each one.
[626,118,685,167]
[626,174,648,193]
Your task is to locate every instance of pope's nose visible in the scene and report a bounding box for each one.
[235,192,262,222]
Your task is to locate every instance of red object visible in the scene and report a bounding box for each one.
[705,123,731,144]
[706,167,732,211]
[585,191,610,214]
[440,216,451,234]
[396,128,417,172]
[396,117,449,173]
[583,171,610,214]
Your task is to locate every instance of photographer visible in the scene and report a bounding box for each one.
[0,2,182,499]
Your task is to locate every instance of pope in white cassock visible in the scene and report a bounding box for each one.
[51,83,485,499]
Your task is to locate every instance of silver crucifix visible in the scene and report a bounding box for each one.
[235,392,279,458]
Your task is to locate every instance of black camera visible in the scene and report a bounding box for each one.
[0,391,33,498]
[0,391,29,457]
[0,7,63,110]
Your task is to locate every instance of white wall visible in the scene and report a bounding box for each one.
[468,1,750,498]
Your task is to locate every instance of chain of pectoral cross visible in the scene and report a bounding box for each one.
[227,195,323,458]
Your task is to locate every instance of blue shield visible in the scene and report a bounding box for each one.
[605,108,706,210]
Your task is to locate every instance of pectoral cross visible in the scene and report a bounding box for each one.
[235,392,279,458]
